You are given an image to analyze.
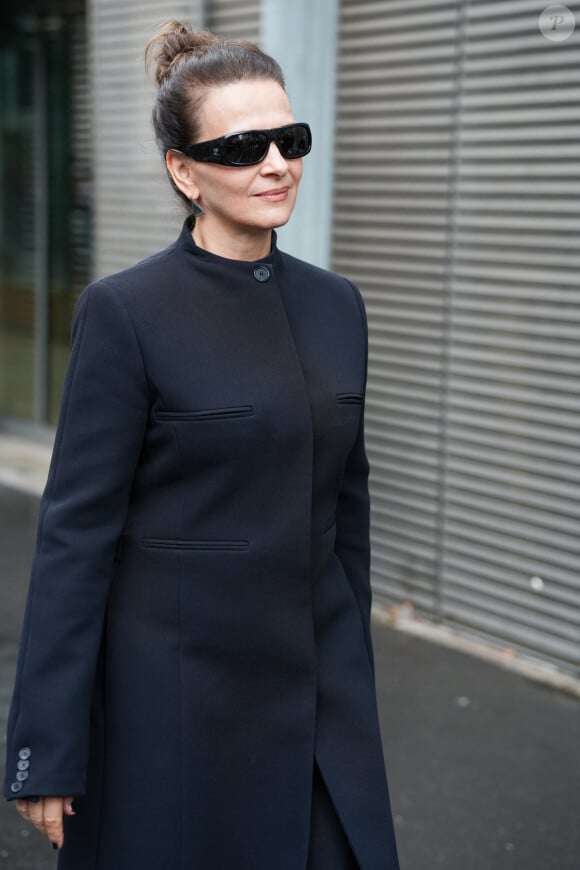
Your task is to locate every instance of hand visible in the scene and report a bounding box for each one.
[15,796,76,849]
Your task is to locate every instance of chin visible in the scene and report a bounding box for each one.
[261,207,296,231]
[272,217,292,229]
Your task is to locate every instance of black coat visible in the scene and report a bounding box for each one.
[4,221,399,870]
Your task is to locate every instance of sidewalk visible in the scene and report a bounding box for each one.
[0,433,51,498]
[1,465,579,868]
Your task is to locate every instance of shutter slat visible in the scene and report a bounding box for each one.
[206,0,260,43]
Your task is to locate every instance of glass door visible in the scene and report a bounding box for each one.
[0,5,91,425]
[0,20,37,420]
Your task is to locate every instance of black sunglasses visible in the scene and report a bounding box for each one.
[179,122,312,167]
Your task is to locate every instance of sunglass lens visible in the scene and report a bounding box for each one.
[224,131,268,165]
[278,124,311,159]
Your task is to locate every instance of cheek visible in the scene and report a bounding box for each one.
[198,167,251,202]
[290,161,303,188]
[202,184,246,213]
[225,173,254,202]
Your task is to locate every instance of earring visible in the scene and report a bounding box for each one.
[191,199,205,218]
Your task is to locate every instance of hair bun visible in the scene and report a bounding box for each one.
[145,21,219,87]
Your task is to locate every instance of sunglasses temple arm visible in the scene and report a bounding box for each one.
[182,140,223,163]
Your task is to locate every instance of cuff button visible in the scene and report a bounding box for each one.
[17,760,30,771]
[10,782,23,793]
[18,747,32,761]
[16,770,29,782]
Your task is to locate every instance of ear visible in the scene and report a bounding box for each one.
[165,150,201,202]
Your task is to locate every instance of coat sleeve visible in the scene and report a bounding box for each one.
[3,278,149,801]
[334,281,375,677]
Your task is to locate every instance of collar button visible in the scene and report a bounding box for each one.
[253,265,271,282]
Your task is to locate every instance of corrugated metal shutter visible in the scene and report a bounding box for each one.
[333,0,580,675]
[70,12,92,299]
[438,0,580,672]
[90,0,202,277]
[49,8,95,424]
[206,0,260,43]
[333,0,460,613]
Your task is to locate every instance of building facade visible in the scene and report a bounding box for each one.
[1,0,579,676]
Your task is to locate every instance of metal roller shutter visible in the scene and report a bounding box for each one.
[90,0,202,276]
[333,0,461,614]
[439,0,580,672]
[206,0,260,43]
[70,12,92,299]
[333,0,580,674]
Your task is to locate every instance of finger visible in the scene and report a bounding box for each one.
[43,797,65,849]
[64,796,76,816]
[15,799,31,821]
[27,797,47,836]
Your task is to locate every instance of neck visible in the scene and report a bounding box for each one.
[192,221,273,261]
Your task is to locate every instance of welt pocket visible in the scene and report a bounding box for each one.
[155,405,254,422]
[336,393,363,405]
[141,537,249,552]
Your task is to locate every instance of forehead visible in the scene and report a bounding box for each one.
[197,79,294,140]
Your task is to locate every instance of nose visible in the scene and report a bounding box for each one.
[261,140,289,173]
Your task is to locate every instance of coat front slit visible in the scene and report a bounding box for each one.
[4,221,399,870]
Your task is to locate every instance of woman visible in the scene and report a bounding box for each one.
[4,21,399,870]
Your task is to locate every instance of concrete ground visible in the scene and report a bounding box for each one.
[1,482,579,870]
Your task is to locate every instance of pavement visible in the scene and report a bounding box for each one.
[0,477,579,869]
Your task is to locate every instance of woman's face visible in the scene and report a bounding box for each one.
[170,79,304,248]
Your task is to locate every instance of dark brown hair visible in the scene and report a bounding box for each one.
[145,21,286,207]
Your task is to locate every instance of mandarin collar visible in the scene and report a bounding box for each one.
[177,217,280,268]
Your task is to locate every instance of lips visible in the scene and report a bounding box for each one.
[256,187,289,202]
